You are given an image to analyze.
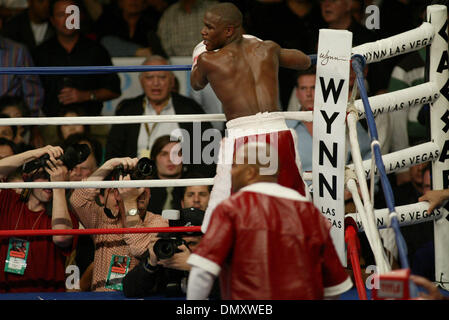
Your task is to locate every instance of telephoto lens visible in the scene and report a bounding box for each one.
[22,144,91,173]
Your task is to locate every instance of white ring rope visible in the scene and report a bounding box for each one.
[0,111,313,126]
[346,201,445,231]
[347,178,391,274]
[355,82,439,119]
[347,112,391,274]
[347,141,439,178]
[352,22,435,64]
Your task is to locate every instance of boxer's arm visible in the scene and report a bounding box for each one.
[191,54,209,91]
[279,48,312,71]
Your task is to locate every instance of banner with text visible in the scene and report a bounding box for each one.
[312,29,352,266]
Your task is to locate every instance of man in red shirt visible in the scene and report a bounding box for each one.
[187,141,352,299]
[0,145,78,292]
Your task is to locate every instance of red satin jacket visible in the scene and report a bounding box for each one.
[190,182,352,299]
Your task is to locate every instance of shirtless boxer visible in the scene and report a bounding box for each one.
[191,2,313,232]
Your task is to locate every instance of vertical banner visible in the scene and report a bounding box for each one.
[428,5,449,291]
[313,29,352,266]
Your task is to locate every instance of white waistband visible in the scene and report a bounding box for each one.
[226,112,288,138]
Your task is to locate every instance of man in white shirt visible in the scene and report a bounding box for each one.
[2,0,55,51]
[105,55,216,177]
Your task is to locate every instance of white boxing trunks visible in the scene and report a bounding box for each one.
[202,112,310,233]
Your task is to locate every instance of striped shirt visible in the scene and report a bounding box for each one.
[69,187,168,292]
[157,0,218,56]
[0,36,43,116]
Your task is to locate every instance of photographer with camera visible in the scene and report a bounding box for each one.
[122,207,219,299]
[0,145,79,292]
[69,157,168,292]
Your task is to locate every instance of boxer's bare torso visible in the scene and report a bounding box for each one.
[193,38,280,120]
[192,36,311,121]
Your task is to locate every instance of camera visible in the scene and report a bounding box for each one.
[153,236,185,260]
[153,207,204,260]
[112,157,156,180]
[23,144,91,173]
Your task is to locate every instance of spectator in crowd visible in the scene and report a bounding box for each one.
[0,96,39,152]
[319,0,389,96]
[105,55,215,176]
[0,137,17,159]
[0,35,44,117]
[244,0,323,109]
[69,156,168,291]
[286,67,371,175]
[0,0,27,24]
[0,145,78,292]
[57,108,90,142]
[157,0,218,56]
[62,132,102,182]
[62,132,102,291]
[94,0,166,58]
[122,207,220,299]
[34,0,121,117]
[146,135,184,215]
[41,107,90,147]
[2,0,55,52]
[411,274,449,300]
[385,2,433,186]
[395,161,434,274]
[420,188,449,215]
[0,114,16,142]
[180,176,211,211]
[187,141,352,299]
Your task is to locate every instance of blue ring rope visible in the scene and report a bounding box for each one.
[0,54,317,75]
[0,65,192,75]
[351,54,418,298]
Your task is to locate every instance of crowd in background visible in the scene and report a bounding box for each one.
[0,0,446,295]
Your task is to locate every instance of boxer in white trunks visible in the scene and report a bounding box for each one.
[191,2,313,232]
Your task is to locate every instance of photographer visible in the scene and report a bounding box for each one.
[69,157,168,292]
[122,207,219,299]
[0,145,79,292]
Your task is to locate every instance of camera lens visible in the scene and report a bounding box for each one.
[134,157,156,179]
[154,239,176,260]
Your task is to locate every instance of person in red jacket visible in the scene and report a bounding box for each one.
[187,141,352,299]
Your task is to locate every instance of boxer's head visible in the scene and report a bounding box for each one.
[231,141,279,193]
[202,3,243,51]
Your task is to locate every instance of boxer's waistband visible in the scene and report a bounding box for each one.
[226,112,288,137]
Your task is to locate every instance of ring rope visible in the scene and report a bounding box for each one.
[0,226,201,237]
[352,22,435,64]
[346,113,391,274]
[352,55,420,297]
[0,55,318,75]
[347,201,440,231]
[0,65,192,75]
[346,178,388,272]
[0,111,313,126]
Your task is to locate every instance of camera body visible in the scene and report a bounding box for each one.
[153,236,185,260]
[22,144,91,173]
[153,207,204,260]
[112,157,156,180]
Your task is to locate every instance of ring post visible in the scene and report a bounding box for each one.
[313,29,352,266]
[427,4,449,291]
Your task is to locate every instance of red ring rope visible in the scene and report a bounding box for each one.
[0,226,201,237]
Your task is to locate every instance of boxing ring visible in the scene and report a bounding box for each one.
[0,4,447,300]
